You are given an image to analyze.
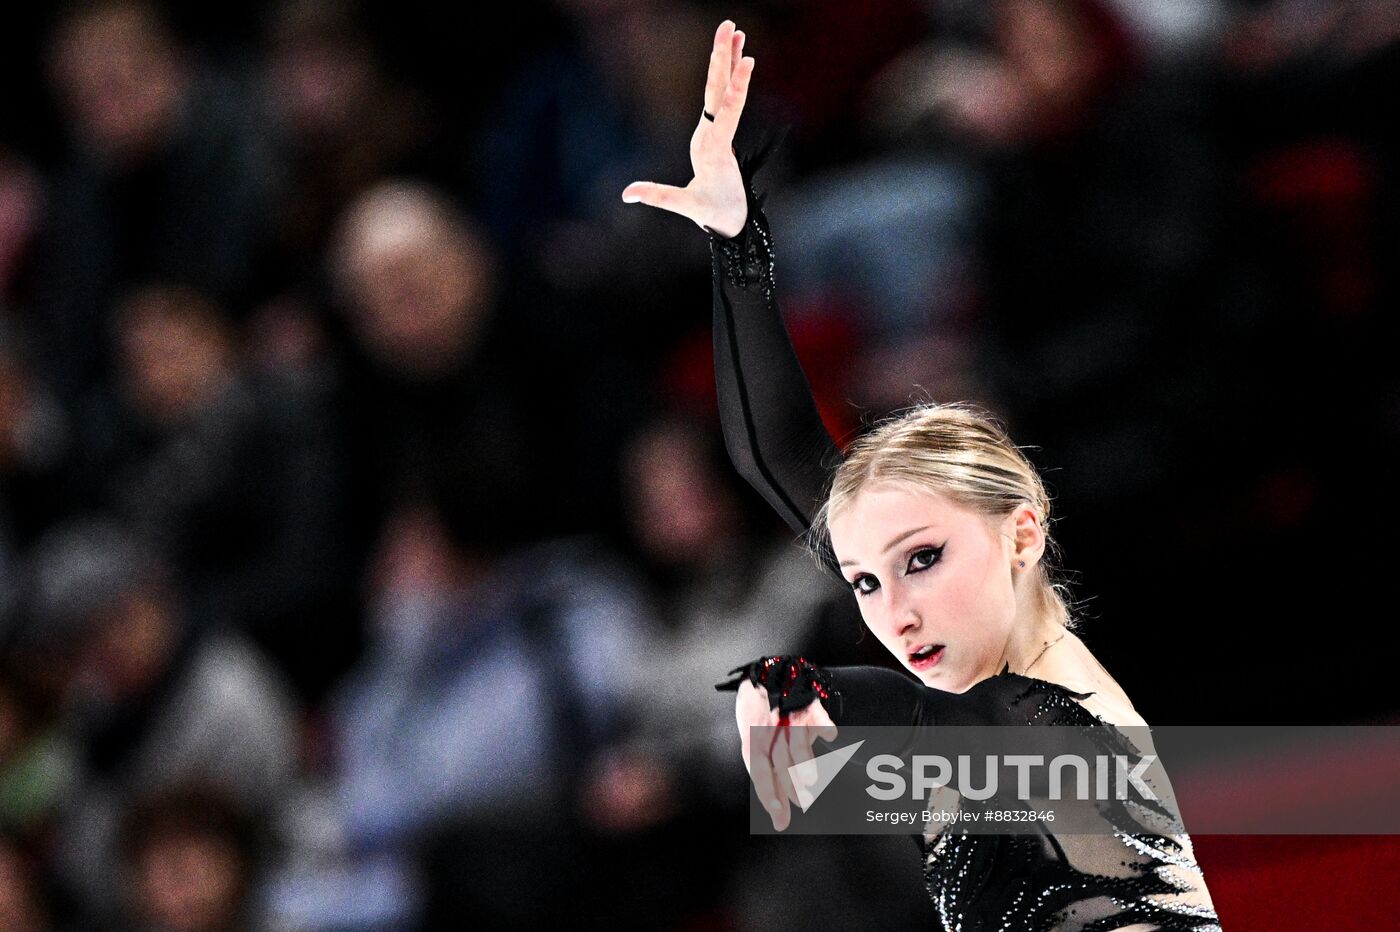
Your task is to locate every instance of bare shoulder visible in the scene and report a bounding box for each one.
[1038,631,1150,728]
[1077,690,1149,729]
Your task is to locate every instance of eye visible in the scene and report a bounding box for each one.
[849,574,879,597]
[907,545,945,574]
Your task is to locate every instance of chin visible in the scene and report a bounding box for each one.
[913,667,950,690]
[915,667,975,694]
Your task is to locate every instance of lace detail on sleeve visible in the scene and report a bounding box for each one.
[709,205,776,297]
[706,130,784,297]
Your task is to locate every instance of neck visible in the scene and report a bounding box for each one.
[998,603,1062,678]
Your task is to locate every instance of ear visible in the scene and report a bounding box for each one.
[1006,504,1047,569]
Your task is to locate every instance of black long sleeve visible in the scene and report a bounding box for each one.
[709,172,843,577]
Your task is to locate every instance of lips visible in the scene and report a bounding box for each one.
[908,644,945,670]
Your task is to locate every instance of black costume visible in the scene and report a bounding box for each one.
[708,143,1221,932]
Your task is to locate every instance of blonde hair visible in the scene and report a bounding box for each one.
[809,401,1080,632]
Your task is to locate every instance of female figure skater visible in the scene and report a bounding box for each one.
[624,21,1220,932]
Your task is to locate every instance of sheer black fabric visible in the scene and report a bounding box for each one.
[708,150,1220,931]
[709,138,843,578]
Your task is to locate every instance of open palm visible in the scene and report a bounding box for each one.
[621,20,754,239]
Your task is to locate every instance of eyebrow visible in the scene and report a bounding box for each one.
[839,526,933,567]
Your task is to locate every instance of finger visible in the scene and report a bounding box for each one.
[714,55,754,143]
[749,724,787,829]
[770,723,801,809]
[736,683,766,776]
[787,727,819,805]
[730,30,745,81]
[704,20,734,115]
[738,718,753,776]
[807,703,839,745]
[621,181,695,216]
[765,727,795,831]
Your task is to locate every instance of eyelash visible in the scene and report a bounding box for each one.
[849,545,945,597]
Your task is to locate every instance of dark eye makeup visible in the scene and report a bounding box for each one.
[848,545,946,597]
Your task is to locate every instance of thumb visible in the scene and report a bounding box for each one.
[622,181,696,217]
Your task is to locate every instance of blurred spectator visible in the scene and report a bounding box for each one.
[0,835,52,932]
[471,0,678,264]
[10,518,298,922]
[755,9,988,410]
[1103,0,1228,57]
[0,314,72,577]
[328,178,585,558]
[0,148,43,309]
[472,0,729,304]
[256,0,435,296]
[609,414,845,789]
[773,0,1158,407]
[767,154,986,417]
[37,0,279,409]
[116,784,265,932]
[745,0,928,149]
[268,502,646,928]
[71,282,352,692]
[942,0,1216,509]
[0,654,76,844]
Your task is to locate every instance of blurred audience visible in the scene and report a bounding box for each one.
[8,518,297,924]
[37,0,279,410]
[69,282,352,694]
[0,0,1395,926]
[267,501,645,928]
[257,0,435,296]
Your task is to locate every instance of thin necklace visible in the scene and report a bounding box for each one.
[1021,632,1067,677]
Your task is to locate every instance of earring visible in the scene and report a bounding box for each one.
[1018,561,1026,568]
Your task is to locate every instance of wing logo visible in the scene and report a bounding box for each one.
[789,740,865,810]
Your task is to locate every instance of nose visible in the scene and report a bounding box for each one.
[883,583,921,639]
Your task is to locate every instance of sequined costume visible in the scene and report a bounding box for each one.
[707,142,1221,932]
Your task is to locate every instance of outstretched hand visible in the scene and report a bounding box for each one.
[735,679,839,832]
[621,20,754,239]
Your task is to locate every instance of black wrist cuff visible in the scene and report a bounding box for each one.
[714,654,839,716]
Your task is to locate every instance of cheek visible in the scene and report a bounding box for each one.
[908,559,981,613]
[854,599,900,650]
[853,599,877,634]
[962,541,1008,597]
[911,552,1009,634]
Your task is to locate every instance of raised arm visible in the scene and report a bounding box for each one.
[623,20,843,576]
[708,160,843,570]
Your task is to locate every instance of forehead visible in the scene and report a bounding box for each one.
[829,482,983,544]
